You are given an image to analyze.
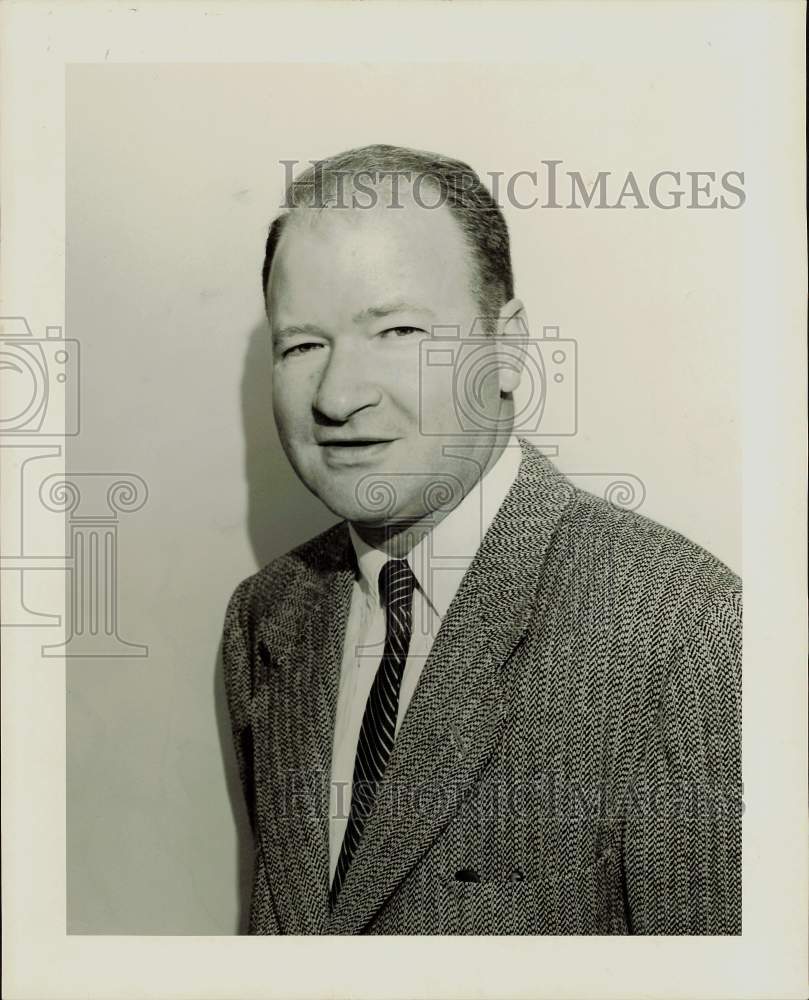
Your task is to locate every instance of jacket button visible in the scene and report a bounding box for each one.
[509,867,525,881]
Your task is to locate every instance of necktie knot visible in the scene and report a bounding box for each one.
[378,558,416,614]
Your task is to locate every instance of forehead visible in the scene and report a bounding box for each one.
[267,195,477,320]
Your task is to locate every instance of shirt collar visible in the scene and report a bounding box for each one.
[348,436,522,617]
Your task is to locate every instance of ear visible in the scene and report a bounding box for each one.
[495,298,529,395]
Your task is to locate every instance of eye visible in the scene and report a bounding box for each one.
[380,326,426,339]
[282,342,323,359]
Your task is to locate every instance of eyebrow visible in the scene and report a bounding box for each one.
[271,323,325,347]
[352,301,435,323]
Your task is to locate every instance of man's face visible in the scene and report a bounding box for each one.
[268,191,515,527]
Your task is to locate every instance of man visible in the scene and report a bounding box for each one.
[222,144,742,935]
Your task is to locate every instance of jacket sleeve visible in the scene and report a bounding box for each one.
[622,587,743,934]
[221,575,258,835]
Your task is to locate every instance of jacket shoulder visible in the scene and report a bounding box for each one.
[552,482,741,635]
[223,519,350,630]
[220,520,349,713]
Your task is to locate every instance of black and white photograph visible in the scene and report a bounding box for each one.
[225,143,742,936]
[1,2,805,998]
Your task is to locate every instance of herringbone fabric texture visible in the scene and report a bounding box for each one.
[330,559,416,905]
[222,439,742,935]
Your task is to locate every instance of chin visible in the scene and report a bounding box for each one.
[317,494,392,525]
[305,478,368,523]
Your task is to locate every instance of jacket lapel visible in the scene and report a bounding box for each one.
[249,525,355,933]
[326,441,576,934]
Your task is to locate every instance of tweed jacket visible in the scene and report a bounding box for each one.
[222,438,742,935]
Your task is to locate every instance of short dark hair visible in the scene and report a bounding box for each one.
[261,144,514,332]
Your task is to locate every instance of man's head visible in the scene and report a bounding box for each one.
[263,144,528,536]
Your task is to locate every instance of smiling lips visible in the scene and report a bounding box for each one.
[318,438,393,446]
[318,438,395,465]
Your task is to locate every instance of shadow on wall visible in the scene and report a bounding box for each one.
[240,318,338,569]
[215,318,337,933]
[214,642,254,933]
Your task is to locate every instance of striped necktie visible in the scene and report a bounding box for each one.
[330,557,417,906]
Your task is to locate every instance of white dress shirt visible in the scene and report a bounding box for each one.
[328,437,522,884]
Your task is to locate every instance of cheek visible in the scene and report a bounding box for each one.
[418,365,461,420]
[271,367,311,435]
[415,343,503,436]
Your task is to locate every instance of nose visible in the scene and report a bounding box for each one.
[313,343,382,423]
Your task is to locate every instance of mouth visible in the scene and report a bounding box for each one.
[318,439,396,465]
